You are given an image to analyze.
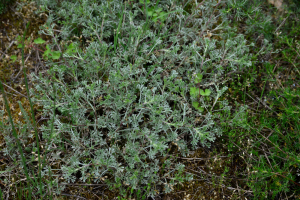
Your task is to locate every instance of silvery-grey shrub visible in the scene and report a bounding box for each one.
[2,0,253,198]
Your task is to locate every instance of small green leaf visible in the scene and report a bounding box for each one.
[16,35,22,42]
[33,38,45,44]
[192,101,204,112]
[156,7,163,13]
[139,0,150,3]
[17,43,24,48]
[194,73,203,84]
[43,45,51,59]
[159,11,167,21]
[49,51,61,60]
[10,55,17,62]
[147,10,154,16]
[190,87,200,97]
[65,43,77,55]
[192,101,199,109]
[200,89,211,96]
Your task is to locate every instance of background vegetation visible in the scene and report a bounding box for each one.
[0,0,17,15]
[0,0,299,199]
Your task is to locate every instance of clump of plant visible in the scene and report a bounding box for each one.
[246,37,300,200]
[1,0,255,199]
[138,0,168,26]
[216,0,300,198]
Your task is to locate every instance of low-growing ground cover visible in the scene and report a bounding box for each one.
[0,0,299,199]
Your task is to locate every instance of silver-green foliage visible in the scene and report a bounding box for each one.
[3,0,252,198]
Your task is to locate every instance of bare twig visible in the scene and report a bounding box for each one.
[245,92,278,114]
[1,82,28,99]
[12,51,33,81]
[274,14,290,35]
[0,34,19,60]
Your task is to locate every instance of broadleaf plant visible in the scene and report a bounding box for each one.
[13,36,61,62]
[33,37,46,44]
[139,0,170,26]
[200,89,211,96]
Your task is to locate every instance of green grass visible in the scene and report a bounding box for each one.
[1,0,300,199]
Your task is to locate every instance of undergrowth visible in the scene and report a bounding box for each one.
[0,0,299,199]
